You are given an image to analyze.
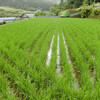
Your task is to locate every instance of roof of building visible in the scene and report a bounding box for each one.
[0,20,6,25]
[20,13,34,18]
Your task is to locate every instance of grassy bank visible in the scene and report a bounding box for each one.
[0,7,32,17]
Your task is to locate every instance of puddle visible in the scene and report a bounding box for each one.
[56,34,62,76]
[62,33,79,90]
[46,35,54,66]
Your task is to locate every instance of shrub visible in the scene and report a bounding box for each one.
[35,11,47,16]
[40,12,47,16]
[55,9,61,16]
[35,11,40,16]
[81,8,92,18]
[94,9,99,15]
[50,7,61,16]
[49,13,54,16]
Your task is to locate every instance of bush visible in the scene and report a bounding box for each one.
[35,11,40,16]
[50,7,61,16]
[55,9,61,16]
[81,8,92,18]
[35,11,47,16]
[94,9,99,15]
[49,12,54,16]
[40,12,47,16]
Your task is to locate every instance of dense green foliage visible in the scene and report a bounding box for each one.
[94,9,100,15]
[0,18,100,99]
[89,8,100,18]
[51,0,100,14]
[81,7,100,18]
[65,0,100,8]
[0,0,60,11]
[81,7,92,17]
[34,11,47,16]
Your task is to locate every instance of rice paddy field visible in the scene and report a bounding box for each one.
[0,18,100,100]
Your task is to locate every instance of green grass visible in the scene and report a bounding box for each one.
[0,18,100,99]
[0,7,32,17]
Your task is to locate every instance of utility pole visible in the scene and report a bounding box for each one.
[94,0,95,3]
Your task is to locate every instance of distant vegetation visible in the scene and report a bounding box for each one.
[0,0,60,11]
[34,11,47,16]
[55,0,100,9]
[0,0,100,18]
[50,0,100,15]
[59,3,100,18]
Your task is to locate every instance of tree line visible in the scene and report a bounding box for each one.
[57,0,100,9]
[50,0,100,15]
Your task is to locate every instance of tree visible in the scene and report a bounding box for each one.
[74,0,84,8]
[81,7,92,18]
[60,0,64,5]
[83,0,94,5]
[50,7,61,16]
[35,11,40,16]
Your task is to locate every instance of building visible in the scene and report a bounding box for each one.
[0,20,6,25]
[20,13,35,18]
[35,10,41,13]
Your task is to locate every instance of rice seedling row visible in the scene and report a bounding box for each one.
[0,18,100,99]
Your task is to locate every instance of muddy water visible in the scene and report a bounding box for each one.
[90,56,96,88]
[56,34,62,76]
[91,68,96,86]
[46,35,54,66]
[62,33,79,90]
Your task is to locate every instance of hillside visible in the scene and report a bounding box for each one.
[50,0,100,16]
[59,3,100,18]
[0,0,60,11]
[0,7,32,17]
